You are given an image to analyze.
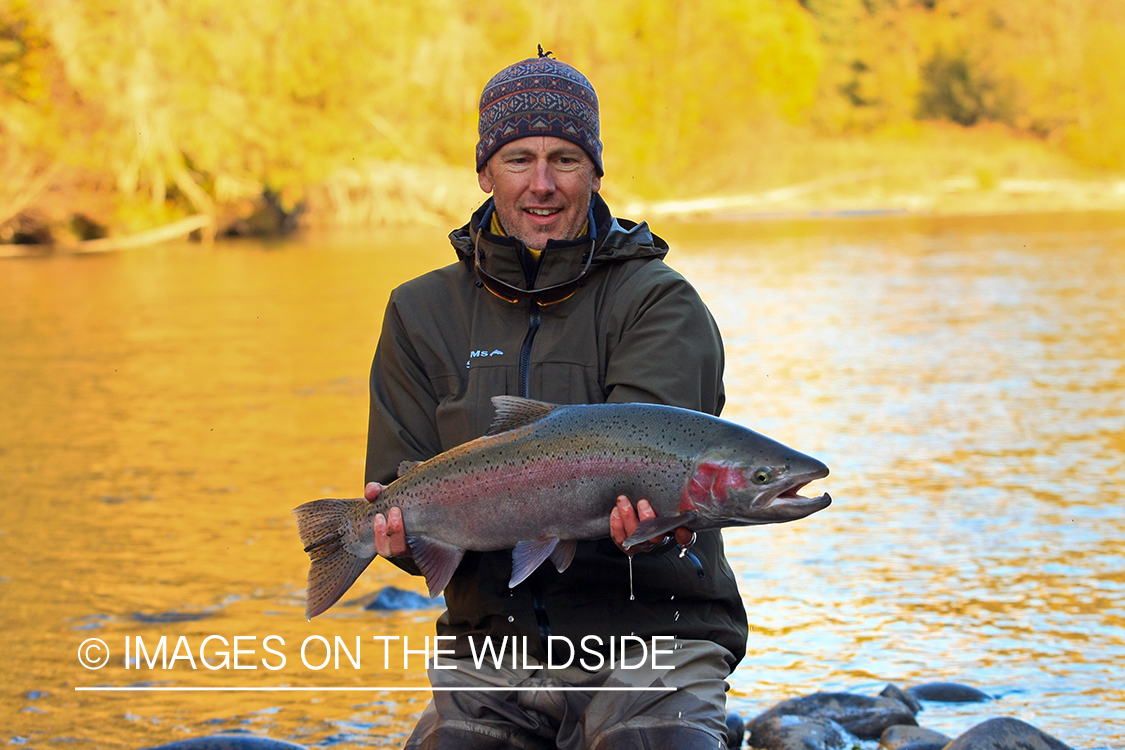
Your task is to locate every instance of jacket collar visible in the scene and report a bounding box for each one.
[449,193,668,293]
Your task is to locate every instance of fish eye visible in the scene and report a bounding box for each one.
[752,467,772,484]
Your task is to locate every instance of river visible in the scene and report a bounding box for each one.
[1,211,1123,748]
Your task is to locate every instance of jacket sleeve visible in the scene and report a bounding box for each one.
[364,289,441,576]
[602,261,726,416]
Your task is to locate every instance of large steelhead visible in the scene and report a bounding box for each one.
[293,396,831,618]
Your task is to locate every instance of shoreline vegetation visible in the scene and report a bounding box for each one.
[3,1,1125,252]
[4,151,1124,258]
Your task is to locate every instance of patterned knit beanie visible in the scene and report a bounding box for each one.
[476,46,603,176]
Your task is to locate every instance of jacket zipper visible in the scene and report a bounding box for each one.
[518,302,541,399]
[517,300,552,653]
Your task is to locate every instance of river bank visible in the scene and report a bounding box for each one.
[6,172,1125,259]
[4,122,1125,256]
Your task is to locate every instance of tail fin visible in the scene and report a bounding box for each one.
[292,499,375,619]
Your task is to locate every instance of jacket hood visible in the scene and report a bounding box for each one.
[449,193,668,294]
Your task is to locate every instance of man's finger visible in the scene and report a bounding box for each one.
[610,504,625,546]
[610,496,637,550]
[633,498,667,544]
[386,506,408,557]
[365,482,384,502]
[374,512,391,558]
[615,495,637,534]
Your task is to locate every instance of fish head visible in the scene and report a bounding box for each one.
[686,442,831,527]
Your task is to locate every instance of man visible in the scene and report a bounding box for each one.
[363,49,748,750]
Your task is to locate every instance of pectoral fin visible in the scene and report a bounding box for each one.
[622,511,699,549]
[406,536,466,598]
[510,538,561,588]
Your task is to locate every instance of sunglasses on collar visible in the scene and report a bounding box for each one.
[474,204,597,306]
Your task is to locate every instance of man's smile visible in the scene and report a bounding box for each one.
[524,206,564,226]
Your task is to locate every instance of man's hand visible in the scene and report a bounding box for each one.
[610,495,696,555]
[366,482,409,558]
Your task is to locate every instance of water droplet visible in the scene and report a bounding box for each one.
[670,595,675,601]
[628,555,635,601]
[508,615,514,622]
[674,611,680,621]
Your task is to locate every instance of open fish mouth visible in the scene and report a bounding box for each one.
[776,479,831,505]
[753,470,832,522]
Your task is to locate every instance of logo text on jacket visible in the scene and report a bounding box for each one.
[466,349,505,369]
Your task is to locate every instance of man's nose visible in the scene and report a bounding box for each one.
[530,159,556,192]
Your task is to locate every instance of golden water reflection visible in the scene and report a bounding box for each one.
[2,215,1123,747]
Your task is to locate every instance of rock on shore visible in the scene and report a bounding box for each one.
[743,684,1072,750]
[943,717,1074,750]
[748,691,918,742]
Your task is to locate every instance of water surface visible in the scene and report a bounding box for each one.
[2,213,1123,747]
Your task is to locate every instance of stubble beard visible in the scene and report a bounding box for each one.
[495,192,593,252]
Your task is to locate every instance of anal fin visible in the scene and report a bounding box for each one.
[622,511,699,549]
[407,536,466,598]
[548,539,577,574]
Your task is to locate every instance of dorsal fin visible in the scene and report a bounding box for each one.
[487,396,561,436]
[397,459,423,477]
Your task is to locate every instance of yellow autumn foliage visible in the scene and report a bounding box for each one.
[1,0,1124,236]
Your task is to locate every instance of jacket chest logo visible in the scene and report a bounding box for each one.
[467,349,505,369]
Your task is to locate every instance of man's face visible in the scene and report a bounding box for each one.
[478,136,602,251]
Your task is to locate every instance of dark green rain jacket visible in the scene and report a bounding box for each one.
[365,194,749,669]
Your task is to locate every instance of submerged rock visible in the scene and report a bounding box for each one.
[880,724,953,749]
[879,684,922,714]
[141,737,309,750]
[749,692,917,740]
[944,718,1072,750]
[906,682,991,703]
[354,586,445,610]
[749,714,856,750]
[132,611,213,624]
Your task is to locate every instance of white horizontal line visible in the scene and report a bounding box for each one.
[75,686,676,692]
